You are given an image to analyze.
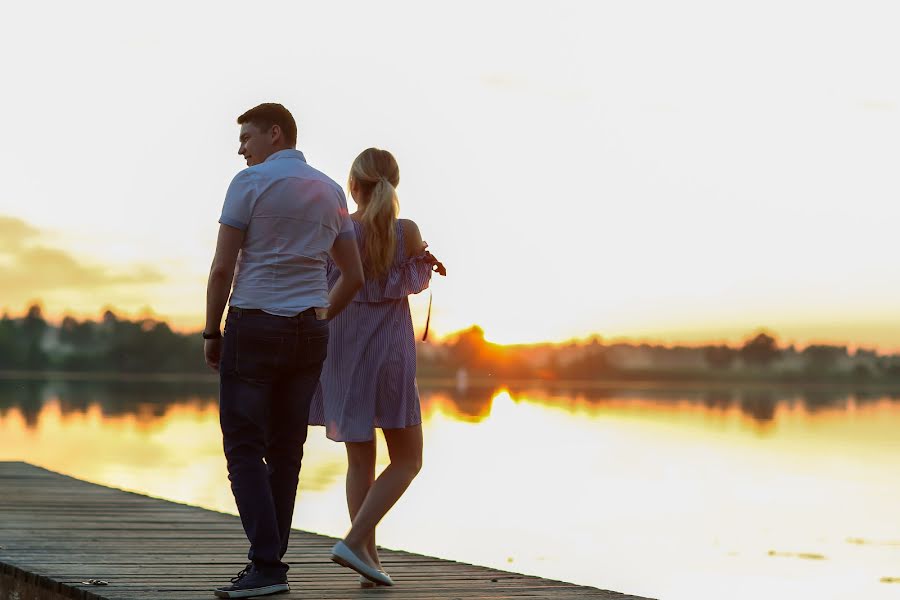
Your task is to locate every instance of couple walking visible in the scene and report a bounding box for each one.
[202,103,444,598]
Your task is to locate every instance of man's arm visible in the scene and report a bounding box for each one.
[204,224,244,370]
[326,233,364,320]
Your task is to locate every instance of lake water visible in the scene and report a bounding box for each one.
[1,377,898,600]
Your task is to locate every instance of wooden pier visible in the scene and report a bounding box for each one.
[0,462,651,600]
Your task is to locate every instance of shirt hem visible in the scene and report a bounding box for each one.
[218,216,248,230]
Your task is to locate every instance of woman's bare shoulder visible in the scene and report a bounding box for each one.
[399,218,420,235]
[398,218,424,257]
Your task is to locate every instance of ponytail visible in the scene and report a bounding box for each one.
[349,149,401,279]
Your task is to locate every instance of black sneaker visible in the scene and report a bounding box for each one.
[213,564,290,598]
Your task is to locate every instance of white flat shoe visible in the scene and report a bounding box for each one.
[359,575,378,589]
[331,541,394,586]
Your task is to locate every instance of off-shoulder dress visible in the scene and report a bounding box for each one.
[308,219,433,442]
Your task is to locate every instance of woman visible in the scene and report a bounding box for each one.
[309,147,444,587]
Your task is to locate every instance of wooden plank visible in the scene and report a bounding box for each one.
[0,462,653,600]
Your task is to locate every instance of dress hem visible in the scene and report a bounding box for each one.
[318,418,424,443]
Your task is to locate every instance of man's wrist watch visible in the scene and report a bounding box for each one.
[202,330,222,340]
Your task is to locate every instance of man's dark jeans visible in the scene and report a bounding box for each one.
[219,307,328,576]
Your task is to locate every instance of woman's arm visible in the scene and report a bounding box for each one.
[400,219,425,258]
[400,218,446,275]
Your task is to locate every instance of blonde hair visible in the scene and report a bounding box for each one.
[349,148,400,279]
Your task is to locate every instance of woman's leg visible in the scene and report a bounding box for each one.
[344,440,380,568]
[342,425,423,560]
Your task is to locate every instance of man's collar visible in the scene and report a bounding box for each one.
[264,148,307,163]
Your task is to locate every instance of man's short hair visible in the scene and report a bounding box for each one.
[237,103,298,147]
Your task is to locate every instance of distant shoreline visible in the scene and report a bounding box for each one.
[3,369,900,392]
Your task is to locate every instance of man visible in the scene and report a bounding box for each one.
[203,103,363,598]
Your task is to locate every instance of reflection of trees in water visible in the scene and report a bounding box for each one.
[498,383,900,425]
[884,390,900,401]
[5,378,900,431]
[853,390,883,403]
[702,390,734,410]
[0,379,218,430]
[801,389,847,412]
[737,390,777,423]
[561,387,619,402]
[0,380,47,429]
[445,385,496,421]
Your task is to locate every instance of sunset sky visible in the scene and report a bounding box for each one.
[2,1,899,349]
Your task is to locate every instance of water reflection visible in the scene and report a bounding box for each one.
[738,390,776,422]
[702,390,734,410]
[501,382,900,426]
[429,383,497,422]
[1,377,900,600]
[0,378,218,429]
[6,377,899,430]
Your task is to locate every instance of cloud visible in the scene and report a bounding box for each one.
[0,215,165,295]
[0,216,40,251]
[861,99,896,112]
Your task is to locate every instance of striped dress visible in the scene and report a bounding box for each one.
[308,219,433,442]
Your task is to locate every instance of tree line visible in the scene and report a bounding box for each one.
[418,328,900,383]
[0,305,204,373]
[2,305,899,382]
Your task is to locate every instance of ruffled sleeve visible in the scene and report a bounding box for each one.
[327,220,439,303]
[382,252,433,299]
[327,252,433,302]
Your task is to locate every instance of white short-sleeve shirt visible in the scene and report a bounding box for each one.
[219,149,353,316]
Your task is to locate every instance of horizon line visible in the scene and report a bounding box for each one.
[4,302,899,355]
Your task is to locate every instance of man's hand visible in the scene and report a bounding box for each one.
[204,338,222,371]
[204,224,244,370]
